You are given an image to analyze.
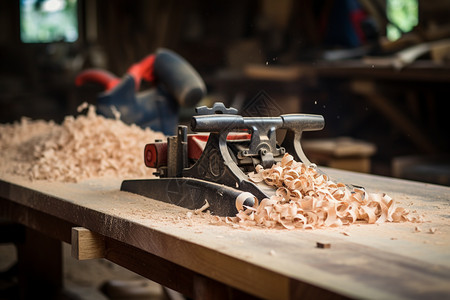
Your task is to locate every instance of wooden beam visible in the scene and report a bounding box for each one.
[0,198,73,244]
[104,234,262,299]
[350,80,436,154]
[71,227,105,260]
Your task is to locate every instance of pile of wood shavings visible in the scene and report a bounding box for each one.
[218,153,422,229]
[0,103,164,182]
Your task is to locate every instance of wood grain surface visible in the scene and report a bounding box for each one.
[1,169,449,299]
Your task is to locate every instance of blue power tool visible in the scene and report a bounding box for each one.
[75,48,206,135]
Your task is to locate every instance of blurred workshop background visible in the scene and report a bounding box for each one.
[1,0,449,185]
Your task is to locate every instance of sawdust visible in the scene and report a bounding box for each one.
[0,103,165,182]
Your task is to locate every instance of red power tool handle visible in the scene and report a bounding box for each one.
[75,69,121,91]
[127,54,156,90]
[75,54,156,92]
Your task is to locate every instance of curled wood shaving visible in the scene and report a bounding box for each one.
[235,192,258,211]
[194,199,210,214]
[0,103,165,182]
[234,153,421,229]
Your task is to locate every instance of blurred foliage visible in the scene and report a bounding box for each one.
[20,0,78,43]
[386,0,418,41]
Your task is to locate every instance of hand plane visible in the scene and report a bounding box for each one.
[121,102,325,216]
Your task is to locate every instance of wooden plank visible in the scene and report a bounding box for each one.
[104,236,262,300]
[303,137,376,157]
[71,227,105,260]
[0,173,449,299]
[303,137,376,172]
[0,198,73,244]
[328,157,371,173]
[311,60,450,83]
[243,64,307,81]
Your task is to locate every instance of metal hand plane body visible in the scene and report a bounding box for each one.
[121,103,324,216]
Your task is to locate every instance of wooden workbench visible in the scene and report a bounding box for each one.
[0,169,449,299]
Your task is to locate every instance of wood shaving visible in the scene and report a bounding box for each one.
[235,192,258,211]
[231,153,420,229]
[194,200,210,214]
[429,227,437,234]
[316,242,331,249]
[0,103,165,182]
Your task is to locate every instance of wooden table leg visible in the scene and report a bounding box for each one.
[16,227,63,299]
